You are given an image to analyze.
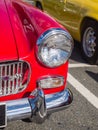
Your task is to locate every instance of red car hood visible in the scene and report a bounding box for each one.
[4,0,35,59]
[0,0,18,62]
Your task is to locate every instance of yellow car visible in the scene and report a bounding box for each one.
[33,0,98,64]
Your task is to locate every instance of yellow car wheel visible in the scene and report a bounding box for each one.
[82,20,98,64]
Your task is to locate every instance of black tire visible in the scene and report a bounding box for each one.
[81,20,98,64]
[36,3,43,10]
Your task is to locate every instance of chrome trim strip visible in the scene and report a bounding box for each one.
[7,98,31,121]
[6,88,47,121]
[4,88,72,123]
[46,89,73,113]
[37,28,72,46]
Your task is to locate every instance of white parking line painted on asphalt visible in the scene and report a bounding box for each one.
[67,73,98,109]
[69,63,97,68]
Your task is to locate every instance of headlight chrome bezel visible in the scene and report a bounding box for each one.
[36,28,74,68]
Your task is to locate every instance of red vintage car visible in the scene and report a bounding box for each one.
[0,0,73,128]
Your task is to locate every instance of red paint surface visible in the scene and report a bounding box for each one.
[0,0,69,101]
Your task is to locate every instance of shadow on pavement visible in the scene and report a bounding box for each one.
[70,41,86,64]
[86,70,98,83]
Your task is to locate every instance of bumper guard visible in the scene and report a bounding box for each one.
[6,88,73,122]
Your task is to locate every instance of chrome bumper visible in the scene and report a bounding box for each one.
[6,88,73,122]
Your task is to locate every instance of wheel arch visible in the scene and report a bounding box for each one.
[35,1,43,10]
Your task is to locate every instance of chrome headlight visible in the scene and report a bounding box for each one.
[36,28,73,68]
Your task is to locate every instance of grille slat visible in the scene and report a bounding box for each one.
[12,64,15,93]
[0,67,3,95]
[4,66,7,95]
[0,61,30,97]
[20,62,23,89]
[8,65,11,94]
[16,63,19,93]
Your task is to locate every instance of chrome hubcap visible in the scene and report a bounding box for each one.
[83,27,96,57]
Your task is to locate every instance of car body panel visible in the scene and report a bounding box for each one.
[0,0,69,102]
[0,0,18,62]
[34,0,98,41]
[0,0,73,127]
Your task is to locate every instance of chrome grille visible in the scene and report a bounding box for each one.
[0,61,30,96]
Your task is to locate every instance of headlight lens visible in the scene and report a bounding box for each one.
[37,28,73,68]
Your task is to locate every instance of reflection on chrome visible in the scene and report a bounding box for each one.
[45,89,73,113]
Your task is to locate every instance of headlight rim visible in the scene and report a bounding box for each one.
[36,28,74,68]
